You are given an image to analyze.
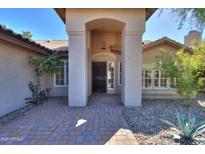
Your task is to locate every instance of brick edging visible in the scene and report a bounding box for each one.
[0,104,33,125]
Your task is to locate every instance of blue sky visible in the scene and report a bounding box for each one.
[0,8,204,43]
[144,9,205,43]
[0,8,68,40]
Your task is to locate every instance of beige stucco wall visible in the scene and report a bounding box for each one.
[142,89,181,99]
[65,8,146,106]
[0,40,41,117]
[142,43,180,99]
[143,44,177,64]
[47,42,181,99]
[43,74,68,97]
[65,9,145,33]
[91,31,121,54]
[65,8,181,105]
[0,40,67,117]
[69,42,180,99]
[0,36,181,117]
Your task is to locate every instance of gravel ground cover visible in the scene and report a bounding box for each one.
[123,96,205,145]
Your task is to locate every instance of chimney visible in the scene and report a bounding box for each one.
[184,30,202,47]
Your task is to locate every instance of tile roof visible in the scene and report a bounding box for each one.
[0,25,52,54]
[143,36,192,52]
[34,40,68,53]
[0,25,192,56]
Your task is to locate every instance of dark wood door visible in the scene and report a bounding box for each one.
[92,62,107,93]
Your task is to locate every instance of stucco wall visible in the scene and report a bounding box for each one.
[65,8,146,106]
[0,36,181,117]
[142,43,180,99]
[115,55,122,94]
[142,89,181,99]
[143,44,177,64]
[0,40,41,117]
[43,74,68,97]
[88,31,180,99]
[65,9,146,32]
[91,31,121,54]
[0,40,68,117]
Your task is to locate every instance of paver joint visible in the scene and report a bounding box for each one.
[0,94,138,145]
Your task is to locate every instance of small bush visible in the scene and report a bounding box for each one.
[25,81,47,105]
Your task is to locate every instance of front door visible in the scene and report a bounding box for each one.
[92,62,107,93]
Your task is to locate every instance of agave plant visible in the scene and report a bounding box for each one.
[25,81,47,105]
[160,108,205,145]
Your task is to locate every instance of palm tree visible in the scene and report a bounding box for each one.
[22,31,32,39]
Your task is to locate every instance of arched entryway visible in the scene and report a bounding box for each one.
[67,10,145,107]
[85,18,125,97]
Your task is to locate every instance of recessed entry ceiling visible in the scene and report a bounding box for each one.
[86,18,124,32]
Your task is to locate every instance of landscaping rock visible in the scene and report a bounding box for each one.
[123,96,205,145]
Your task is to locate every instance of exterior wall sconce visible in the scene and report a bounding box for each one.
[101,41,106,49]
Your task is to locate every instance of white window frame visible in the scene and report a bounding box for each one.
[118,61,122,86]
[54,60,68,87]
[142,68,174,90]
[107,61,115,91]
[153,69,169,89]
[142,69,153,89]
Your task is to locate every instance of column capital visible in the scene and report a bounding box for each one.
[68,31,86,35]
[125,31,144,36]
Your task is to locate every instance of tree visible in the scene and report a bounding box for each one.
[158,43,205,145]
[156,41,205,104]
[160,8,205,31]
[22,31,32,39]
[28,53,63,87]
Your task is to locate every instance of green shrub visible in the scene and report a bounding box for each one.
[25,81,47,105]
[27,53,62,103]
[156,41,205,104]
[198,77,205,92]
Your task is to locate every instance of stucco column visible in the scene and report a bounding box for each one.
[122,31,143,107]
[68,31,88,107]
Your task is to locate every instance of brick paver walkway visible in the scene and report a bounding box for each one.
[0,94,138,145]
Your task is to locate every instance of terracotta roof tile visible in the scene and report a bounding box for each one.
[35,40,68,53]
[0,25,52,54]
[143,36,192,52]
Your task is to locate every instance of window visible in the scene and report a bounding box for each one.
[107,62,115,89]
[154,70,168,88]
[142,70,152,88]
[170,78,177,88]
[160,71,168,88]
[154,70,159,87]
[142,69,172,89]
[118,62,122,85]
[54,60,68,87]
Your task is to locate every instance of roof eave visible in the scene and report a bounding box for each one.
[145,8,157,21]
[55,8,157,23]
[143,37,193,53]
[0,25,52,55]
[54,8,66,23]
